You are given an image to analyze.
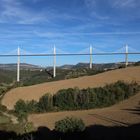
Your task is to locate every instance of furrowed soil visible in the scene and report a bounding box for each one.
[28,91,140,129]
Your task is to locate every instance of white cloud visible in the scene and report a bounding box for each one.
[0,0,88,24]
[84,0,140,22]
[90,12,109,20]
[84,0,110,20]
[111,0,137,8]
[0,0,48,24]
[34,31,140,37]
[85,0,96,9]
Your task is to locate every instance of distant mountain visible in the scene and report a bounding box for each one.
[0,61,137,71]
[60,62,136,70]
[60,64,75,69]
[73,63,89,68]
[71,63,116,70]
[134,61,140,66]
[0,63,42,70]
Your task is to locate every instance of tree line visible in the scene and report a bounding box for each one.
[14,81,140,120]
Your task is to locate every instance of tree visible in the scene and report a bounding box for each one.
[38,93,53,112]
[55,117,85,133]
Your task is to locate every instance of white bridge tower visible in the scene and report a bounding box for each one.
[53,45,56,78]
[90,45,93,69]
[17,47,20,82]
[125,44,128,67]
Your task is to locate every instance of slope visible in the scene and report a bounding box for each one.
[2,66,140,110]
[28,91,140,129]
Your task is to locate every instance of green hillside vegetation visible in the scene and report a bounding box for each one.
[134,61,140,66]
[0,68,103,86]
[0,112,28,135]
[0,83,16,100]
[0,61,139,86]
[0,70,16,84]
[22,68,104,86]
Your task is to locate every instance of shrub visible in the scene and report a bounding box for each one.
[54,88,80,110]
[27,100,38,113]
[14,99,28,120]
[14,99,27,113]
[87,88,98,108]
[0,104,7,112]
[0,83,17,98]
[72,88,97,109]
[38,93,53,112]
[0,88,5,95]
[14,99,38,120]
[55,117,85,133]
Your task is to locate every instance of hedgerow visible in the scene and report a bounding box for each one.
[14,81,140,118]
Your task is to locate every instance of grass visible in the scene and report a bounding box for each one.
[0,113,35,134]
[0,123,25,134]
[0,113,10,124]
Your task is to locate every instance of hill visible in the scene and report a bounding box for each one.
[2,66,140,110]
[0,62,137,85]
[28,91,140,129]
[61,62,135,70]
[0,63,43,84]
[0,69,16,84]
[0,63,42,70]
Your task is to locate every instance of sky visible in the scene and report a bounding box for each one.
[0,0,140,66]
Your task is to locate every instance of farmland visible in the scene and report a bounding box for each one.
[0,65,140,140]
[2,66,140,110]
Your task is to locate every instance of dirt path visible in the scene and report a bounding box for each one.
[2,66,140,110]
[28,92,140,130]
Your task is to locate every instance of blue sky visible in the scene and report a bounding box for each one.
[0,0,140,66]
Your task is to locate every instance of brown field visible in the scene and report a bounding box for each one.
[28,91,140,130]
[2,66,140,110]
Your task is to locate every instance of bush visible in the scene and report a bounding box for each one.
[55,117,85,133]
[53,88,80,110]
[14,99,38,120]
[14,99,27,113]
[14,99,28,120]
[38,93,53,112]
[0,104,7,112]
[0,82,17,99]
[27,100,38,113]
[75,88,94,109]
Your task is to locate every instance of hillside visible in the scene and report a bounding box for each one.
[0,62,125,71]
[0,62,138,85]
[28,91,140,129]
[0,63,43,84]
[0,63,42,70]
[2,66,140,110]
[61,62,136,70]
[0,69,16,84]
[0,63,107,85]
